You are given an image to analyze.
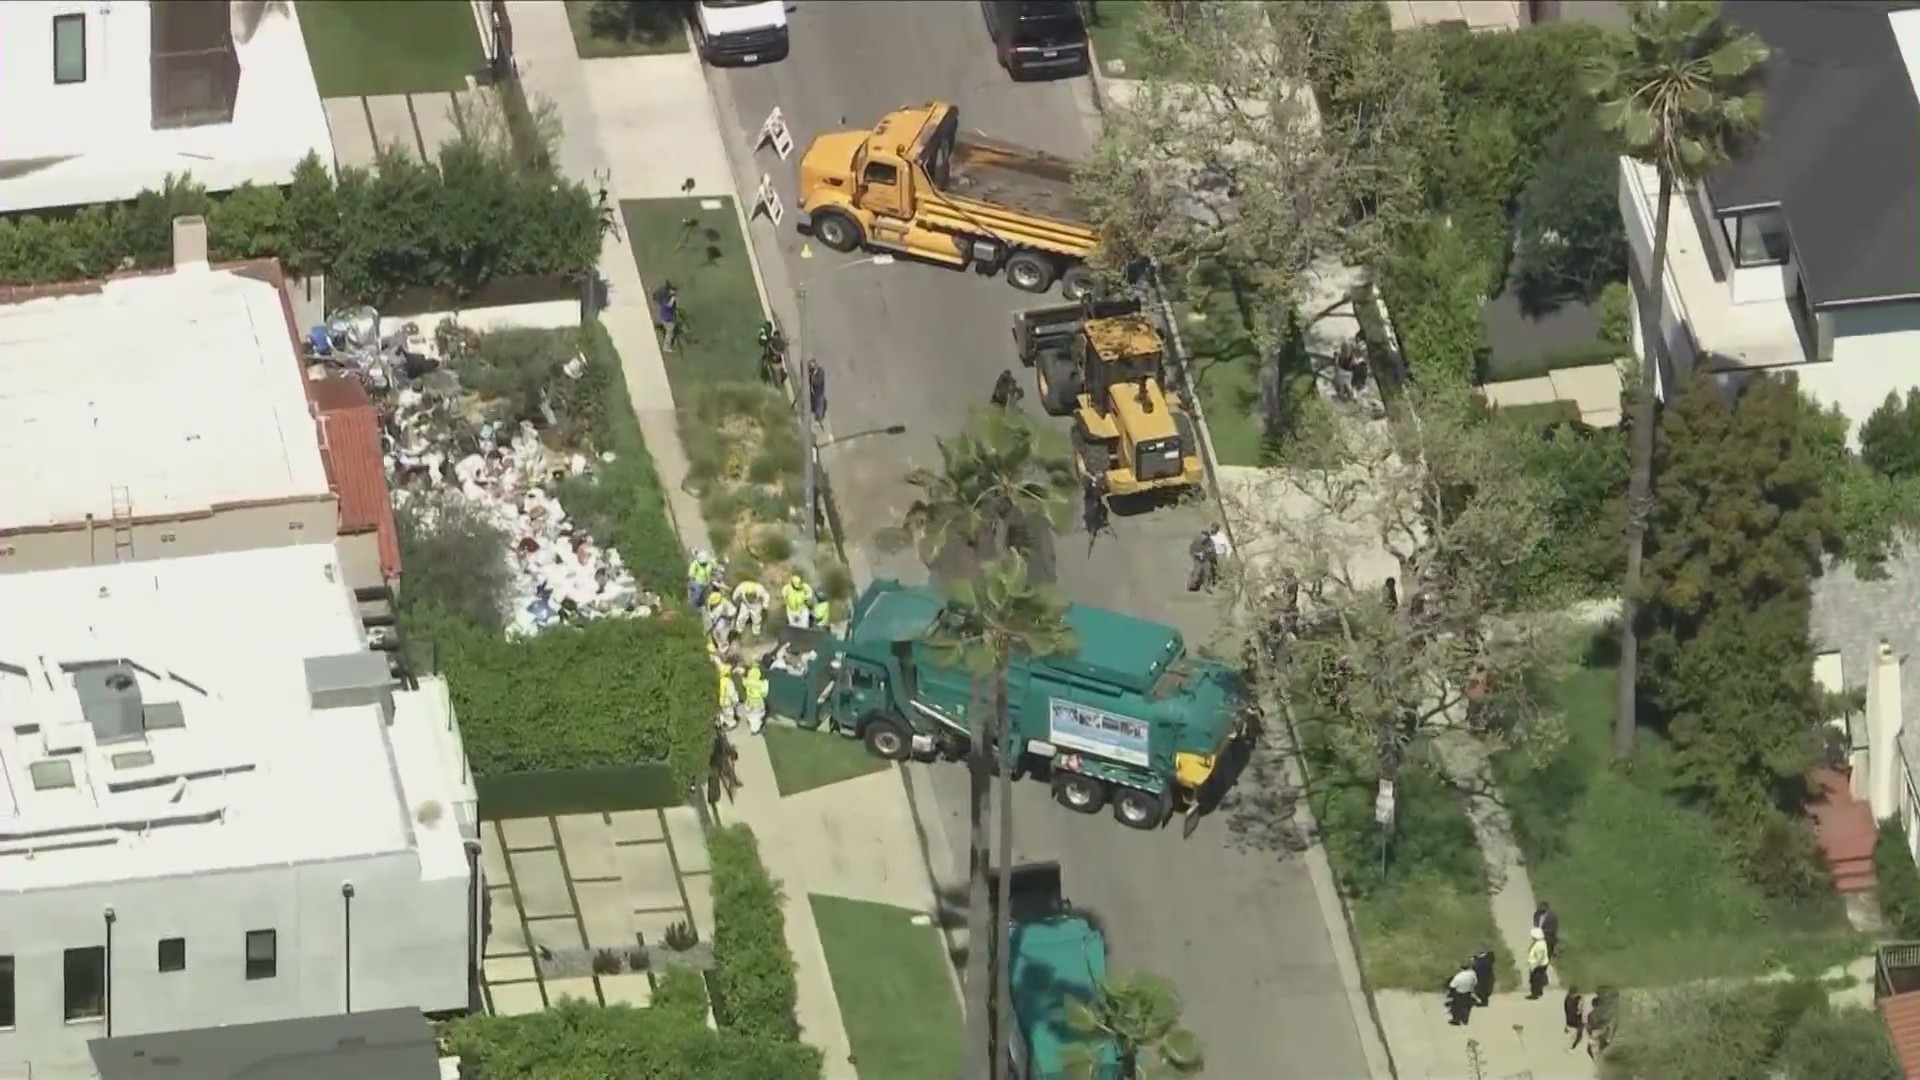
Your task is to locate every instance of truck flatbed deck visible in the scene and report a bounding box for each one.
[948,135,1091,225]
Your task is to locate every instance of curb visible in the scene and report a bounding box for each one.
[1084,37,1399,1080]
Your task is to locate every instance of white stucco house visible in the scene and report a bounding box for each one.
[1620,0,1920,438]
[0,544,479,1080]
[0,0,332,215]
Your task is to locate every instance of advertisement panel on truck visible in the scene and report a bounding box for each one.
[1047,698,1150,768]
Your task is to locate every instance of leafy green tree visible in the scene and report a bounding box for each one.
[1583,0,1771,761]
[1860,388,1920,480]
[926,553,1076,1080]
[1511,125,1629,313]
[395,495,514,636]
[1063,970,1205,1080]
[1639,374,1842,894]
[1078,0,1443,431]
[903,407,1072,562]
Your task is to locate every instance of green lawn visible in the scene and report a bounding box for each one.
[1178,281,1315,467]
[621,198,765,389]
[1495,659,1864,989]
[297,0,485,98]
[813,895,964,1080]
[565,0,689,58]
[764,726,888,797]
[1084,0,1160,79]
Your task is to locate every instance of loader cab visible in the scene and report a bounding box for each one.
[1076,309,1168,412]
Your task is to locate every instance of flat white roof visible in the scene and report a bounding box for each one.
[0,265,330,534]
[0,545,440,891]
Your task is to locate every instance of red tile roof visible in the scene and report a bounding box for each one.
[1881,991,1920,1080]
[310,377,401,581]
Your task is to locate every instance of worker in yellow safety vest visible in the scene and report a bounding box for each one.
[811,594,832,633]
[715,664,739,730]
[740,664,770,735]
[782,575,815,629]
[687,549,717,607]
[731,579,769,639]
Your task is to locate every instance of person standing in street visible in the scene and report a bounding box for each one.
[1564,986,1586,1050]
[1081,473,1109,549]
[1535,900,1561,959]
[1470,948,1496,1006]
[1446,961,1478,1026]
[1527,927,1551,999]
[807,360,827,426]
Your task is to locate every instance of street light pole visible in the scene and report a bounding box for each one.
[796,284,818,558]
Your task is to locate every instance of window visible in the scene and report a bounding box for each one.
[0,955,13,1029]
[861,161,899,186]
[158,937,185,973]
[53,14,86,85]
[245,929,277,980]
[63,946,104,1022]
[1721,208,1790,268]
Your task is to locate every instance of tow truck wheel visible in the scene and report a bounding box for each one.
[861,718,911,761]
[1113,787,1168,830]
[1061,265,1097,301]
[812,210,864,253]
[1054,774,1107,815]
[1006,251,1057,293]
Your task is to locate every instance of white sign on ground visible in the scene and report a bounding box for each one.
[758,106,796,160]
[752,175,785,227]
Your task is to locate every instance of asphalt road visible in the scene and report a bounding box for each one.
[707,4,1372,1076]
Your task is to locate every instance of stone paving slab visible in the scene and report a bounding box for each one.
[576,879,639,948]
[527,915,585,955]
[412,91,464,158]
[585,56,735,200]
[618,842,686,914]
[682,873,714,941]
[601,973,653,1007]
[500,817,555,851]
[509,849,574,919]
[484,888,529,957]
[633,908,691,949]
[558,814,620,880]
[610,809,665,843]
[547,977,600,1005]
[663,806,710,874]
[481,822,510,883]
[322,98,378,170]
[366,94,421,159]
[484,955,536,983]
[490,981,546,1016]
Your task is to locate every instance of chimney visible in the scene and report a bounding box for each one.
[171,215,209,273]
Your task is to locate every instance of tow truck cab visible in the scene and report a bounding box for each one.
[693,0,790,66]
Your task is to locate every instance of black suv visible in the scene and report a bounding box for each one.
[981,0,1091,80]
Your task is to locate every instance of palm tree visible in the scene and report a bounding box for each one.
[1062,970,1206,1080]
[927,554,1077,1080]
[904,406,1075,564]
[1582,0,1768,760]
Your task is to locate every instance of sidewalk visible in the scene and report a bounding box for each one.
[506,8,941,1076]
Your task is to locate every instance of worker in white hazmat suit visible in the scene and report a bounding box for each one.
[731,578,770,639]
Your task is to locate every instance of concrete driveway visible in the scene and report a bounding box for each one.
[703,4,1373,1076]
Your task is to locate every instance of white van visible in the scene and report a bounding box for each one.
[692,0,791,66]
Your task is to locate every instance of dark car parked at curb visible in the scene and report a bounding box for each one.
[981,0,1091,80]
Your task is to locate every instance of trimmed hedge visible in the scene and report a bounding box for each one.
[709,825,802,1042]
[555,322,689,600]
[445,999,823,1080]
[1875,819,1920,938]
[441,614,714,790]
[0,144,599,306]
[1378,220,1492,389]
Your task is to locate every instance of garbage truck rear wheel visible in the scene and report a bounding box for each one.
[1054,773,1107,815]
[861,717,911,761]
[1113,786,1168,831]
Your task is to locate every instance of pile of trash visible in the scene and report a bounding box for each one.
[307,306,664,637]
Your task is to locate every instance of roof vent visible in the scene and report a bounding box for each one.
[305,652,396,713]
[73,661,146,745]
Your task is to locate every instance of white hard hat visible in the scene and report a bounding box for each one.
[695,549,713,563]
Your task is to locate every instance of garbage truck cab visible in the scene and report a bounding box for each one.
[761,579,1249,830]
[994,861,1123,1080]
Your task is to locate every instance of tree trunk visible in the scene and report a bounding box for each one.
[963,676,995,1080]
[1614,166,1673,762]
[992,666,1017,1080]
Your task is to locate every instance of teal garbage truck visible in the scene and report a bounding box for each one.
[997,861,1123,1080]
[760,578,1248,830]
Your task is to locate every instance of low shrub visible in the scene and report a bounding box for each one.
[445,999,823,1080]
[1603,980,1897,1080]
[1875,819,1920,937]
[1379,220,1493,390]
[440,615,713,788]
[1510,126,1629,315]
[653,966,712,1023]
[554,322,688,599]
[1598,282,1633,351]
[709,825,801,1042]
[395,496,514,637]
[0,144,599,305]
